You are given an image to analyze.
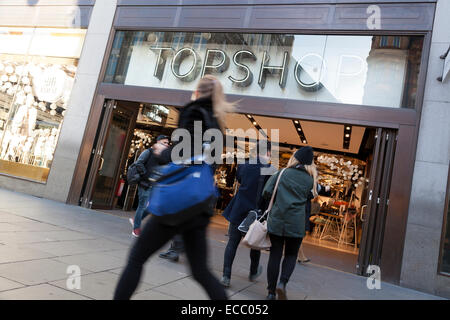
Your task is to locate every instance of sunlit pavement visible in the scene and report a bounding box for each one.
[0,188,444,300]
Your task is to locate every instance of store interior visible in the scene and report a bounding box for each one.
[97,101,378,273]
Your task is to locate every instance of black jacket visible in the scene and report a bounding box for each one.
[305,183,331,231]
[159,97,222,164]
[135,148,165,189]
[222,158,275,225]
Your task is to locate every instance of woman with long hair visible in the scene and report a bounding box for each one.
[113,75,234,300]
[262,146,317,300]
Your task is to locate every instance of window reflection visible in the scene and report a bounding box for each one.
[104,31,423,109]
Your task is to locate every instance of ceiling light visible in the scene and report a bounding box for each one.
[303,140,307,144]
[346,126,351,130]
[345,134,350,138]
[294,120,299,124]
[247,114,252,118]
[253,121,257,125]
[297,128,301,131]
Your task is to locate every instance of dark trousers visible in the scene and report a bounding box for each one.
[168,234,184,252]
[114,214,227,300]
[267,233,303,294]
[223,222,261,278]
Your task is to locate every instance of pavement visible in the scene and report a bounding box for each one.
[0,187,445,300]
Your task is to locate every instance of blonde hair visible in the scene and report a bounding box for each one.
[195,75,235,132]
[287,151,319,198]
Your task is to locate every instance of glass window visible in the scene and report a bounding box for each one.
[0,27,86,183]
[439,168,450,275]
[104,31,423,109]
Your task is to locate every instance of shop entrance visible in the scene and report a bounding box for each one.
[80,98,396,276]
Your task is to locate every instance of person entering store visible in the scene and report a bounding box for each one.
[221,141,275,288]
[114,75,233,300]
[262,146,317,300]
[128,135,170,237]
[298,183,331,263]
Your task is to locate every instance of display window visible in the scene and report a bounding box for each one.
[104,31,423,109]
[0,27,86,182]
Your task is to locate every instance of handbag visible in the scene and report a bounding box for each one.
[237,166,270,233]
[147,158,218,226]
[242,168,286,250]
[238,209,262,233]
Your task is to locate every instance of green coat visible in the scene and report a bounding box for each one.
[262,166,313,238]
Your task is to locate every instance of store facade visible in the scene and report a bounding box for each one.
[1,0,449,297]
[67,0,437,287]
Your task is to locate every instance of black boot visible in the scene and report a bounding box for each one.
[276,281,287,300]
[159,249,179,262]
[266,292,276,300]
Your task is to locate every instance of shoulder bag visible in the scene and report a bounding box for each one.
[241,168,286,250]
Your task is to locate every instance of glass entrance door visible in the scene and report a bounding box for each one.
[357,128,397,276]
[81,100,138,209]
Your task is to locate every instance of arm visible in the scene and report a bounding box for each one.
[134,149,151,176]
[262,170,279,200]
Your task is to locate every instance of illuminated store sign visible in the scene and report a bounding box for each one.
[106,32,424,109]
[150,47,323,91]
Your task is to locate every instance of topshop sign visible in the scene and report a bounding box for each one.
[150,46,325,92]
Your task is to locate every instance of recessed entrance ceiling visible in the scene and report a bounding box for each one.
[225,113,366,154]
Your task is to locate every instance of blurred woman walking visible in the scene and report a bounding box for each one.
[113,75,233,300]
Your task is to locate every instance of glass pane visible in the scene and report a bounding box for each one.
[104,31,423,109]
[0,27,85,182]
[91,112,129,207]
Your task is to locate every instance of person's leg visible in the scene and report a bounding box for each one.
[249,249,261,277]
[222,222,242,279]
[113,216,177,300]
[182,217,228,300]
[133,187,151,230]
[266,233,284,295]
[159,234,184,261]
[279,237,303,285]
[297,242,310,262]
[170,234,185,252]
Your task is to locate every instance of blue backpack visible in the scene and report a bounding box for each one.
[147,161,218,226]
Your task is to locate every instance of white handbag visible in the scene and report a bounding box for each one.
[242,168,286,250]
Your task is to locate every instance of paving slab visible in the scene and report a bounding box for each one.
[0,244,56,264]
[0,276,25,292]
[50,271,152,300]
[132,288,179,300]
[7,221,66,232]
[110,262,189,287]
[0,284,91,300]
[0,212,34,223]
[52,252,126,273]
[0,230,97,244]
[0,258,92,286]
[154,276,210,300]
[23,238,128,257]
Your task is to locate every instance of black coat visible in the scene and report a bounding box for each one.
[305,183,331,231]
[134,148,164,189]
[159,97,221,164]
[222,159,275,225]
